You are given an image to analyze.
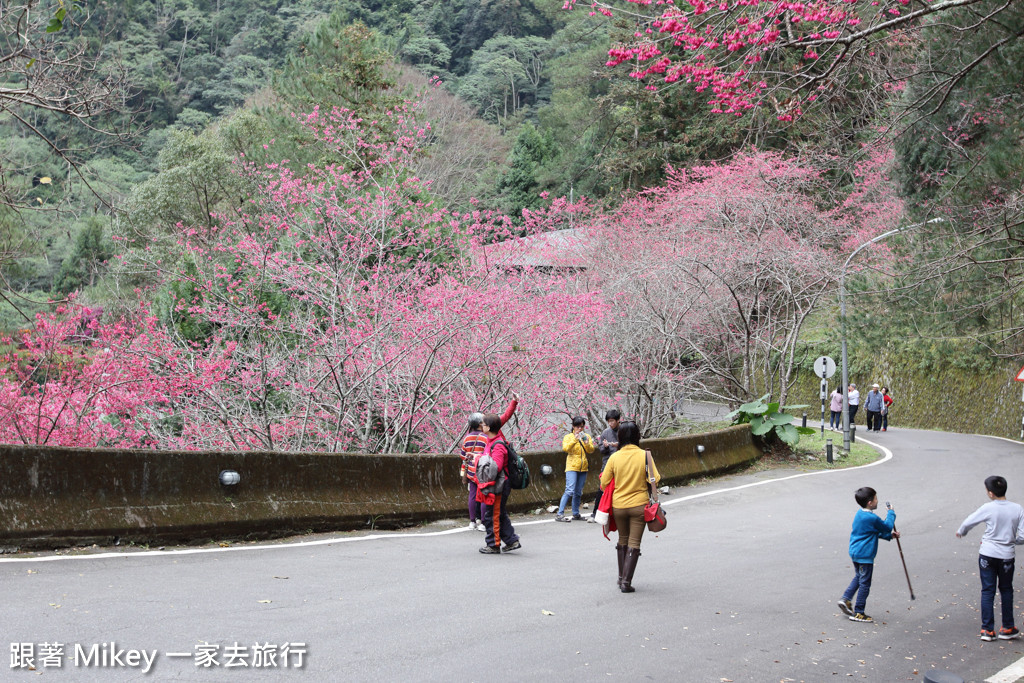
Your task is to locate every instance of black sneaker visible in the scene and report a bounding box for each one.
[502,540,521,552]
[837,599,854,617]
[980,629,996,641]
[999,627,1020,640]
[849,613,873,623]
[555,515,571,523]
[572,514,584,521]
[478,545,500,554]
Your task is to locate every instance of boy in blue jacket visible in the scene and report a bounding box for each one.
[838,487,898,623]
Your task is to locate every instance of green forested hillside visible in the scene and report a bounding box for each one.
[2,0,1022,392]
[0,0,886,326]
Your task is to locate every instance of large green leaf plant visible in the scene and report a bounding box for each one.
[726,394,816,446]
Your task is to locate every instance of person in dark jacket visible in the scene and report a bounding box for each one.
[864,384,885,432]
[589,409,621,522]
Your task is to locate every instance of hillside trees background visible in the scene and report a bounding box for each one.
[0,0,1022,450]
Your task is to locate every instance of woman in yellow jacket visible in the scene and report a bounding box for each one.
[600,420,660,593]
[555,416,595,522]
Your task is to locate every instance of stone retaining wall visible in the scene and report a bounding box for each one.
[0,424,759,550]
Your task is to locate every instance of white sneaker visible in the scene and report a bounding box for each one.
[467,521,477,529]
[475,522,486,532]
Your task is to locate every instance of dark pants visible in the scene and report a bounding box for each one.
[882,412,888,430]
[591,457,611,517]
[866,410,881,431]
[842,561,874,613]
[467,481,484,522]
[848,404,859,424]
[482,480,518,549]
[829,410,842,429]
[980,554,1016,632]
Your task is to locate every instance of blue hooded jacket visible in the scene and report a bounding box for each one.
[849,508,895,563]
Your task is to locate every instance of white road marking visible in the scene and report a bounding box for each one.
[0,435,894,564]
[987,655,1024,683]
[971,434,1024,683]
[976,434,1024,446]
[662,435,893,508]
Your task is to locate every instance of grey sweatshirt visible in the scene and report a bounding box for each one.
[958,500,1024,559]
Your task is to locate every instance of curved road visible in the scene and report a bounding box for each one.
[5,427,1024,682]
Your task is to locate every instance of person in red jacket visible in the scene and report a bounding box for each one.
[881,387,894,432]
[477,411,522,554]
[460,397,517,532]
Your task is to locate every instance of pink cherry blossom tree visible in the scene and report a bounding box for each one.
[564,0,1009,123]
[117,103,609,453]
[583,147,903,409]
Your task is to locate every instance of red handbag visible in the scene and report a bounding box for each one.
[643,449,667,532]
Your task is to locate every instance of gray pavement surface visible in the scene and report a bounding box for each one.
[5,427,1024,682]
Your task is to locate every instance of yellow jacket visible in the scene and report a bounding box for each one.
[600,444,661,509]
[561,432,595,472]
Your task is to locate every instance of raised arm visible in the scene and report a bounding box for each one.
[499,395,519,427]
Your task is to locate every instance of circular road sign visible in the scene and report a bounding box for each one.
[814,356,837,379]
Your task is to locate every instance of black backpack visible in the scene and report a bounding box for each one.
[499,439,531,490]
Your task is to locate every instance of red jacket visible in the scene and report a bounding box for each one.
[599,479,617,540]
[461,398,518,483]
[473,398,518,505]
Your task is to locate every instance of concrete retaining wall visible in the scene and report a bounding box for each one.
[0,425,759,550]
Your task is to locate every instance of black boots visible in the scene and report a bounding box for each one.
[616,545,627,588]
[620,547,640,593]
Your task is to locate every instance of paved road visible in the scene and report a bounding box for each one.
[5,428,1024,682]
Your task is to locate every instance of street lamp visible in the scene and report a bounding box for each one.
[839,217,944,453]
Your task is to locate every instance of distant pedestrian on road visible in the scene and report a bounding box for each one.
[829,388,844,430]
[837,486,898,623]
[881,387,893,431]
[600,420,660,593]
[476,411,521,554]
[864,384,884,432]
[556,416,595,522]
[956,475,1024,641]
[589,409,621,523]
[460,396,517,532]
[847,384,861,426]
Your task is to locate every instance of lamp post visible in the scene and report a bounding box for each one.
[840,218,944,453]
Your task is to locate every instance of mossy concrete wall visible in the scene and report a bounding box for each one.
[788,356,1024,438]
[0,425,759,550]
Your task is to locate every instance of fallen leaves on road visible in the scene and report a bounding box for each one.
[257,599,272,604]
[541,610,555,616]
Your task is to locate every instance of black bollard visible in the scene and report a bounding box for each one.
[802,412,807,428]
[826,439,833,464]
[851,424,856,444]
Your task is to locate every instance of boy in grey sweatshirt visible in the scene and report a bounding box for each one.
[957,475,1024,641]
